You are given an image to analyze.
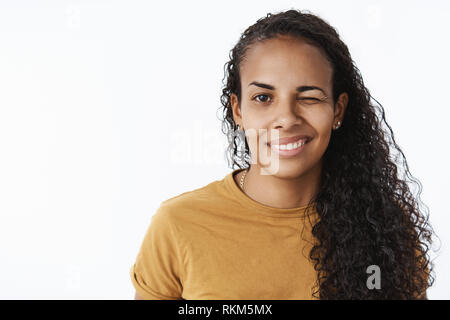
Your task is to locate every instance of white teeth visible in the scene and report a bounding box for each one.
[272,139,307,150]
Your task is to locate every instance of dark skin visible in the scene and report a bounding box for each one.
[231,34,348,209]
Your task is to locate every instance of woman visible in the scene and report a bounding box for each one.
[130,9,435,300]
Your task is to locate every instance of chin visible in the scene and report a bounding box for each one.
[259,162,310,178]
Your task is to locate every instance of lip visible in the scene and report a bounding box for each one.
[267,134,312,146]
[269,138,311,158]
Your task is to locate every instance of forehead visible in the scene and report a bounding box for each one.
[240,35,333,90]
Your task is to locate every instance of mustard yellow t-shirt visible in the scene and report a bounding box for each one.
[130,168,320,300]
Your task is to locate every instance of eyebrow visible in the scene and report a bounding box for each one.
[248,81,326,95]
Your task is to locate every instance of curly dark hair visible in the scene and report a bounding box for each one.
[218,9,437,299]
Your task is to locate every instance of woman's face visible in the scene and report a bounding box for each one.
[231,35,348,178]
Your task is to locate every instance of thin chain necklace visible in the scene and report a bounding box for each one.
[239,168,248,190]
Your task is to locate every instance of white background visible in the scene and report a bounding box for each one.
[0,0,448,299]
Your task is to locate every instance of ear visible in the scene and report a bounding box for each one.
[333,92,348,125]
[230,93,243,128]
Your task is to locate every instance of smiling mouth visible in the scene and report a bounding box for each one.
[266,137,311,150]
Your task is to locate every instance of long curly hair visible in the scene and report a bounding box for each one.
[218,9,437,299]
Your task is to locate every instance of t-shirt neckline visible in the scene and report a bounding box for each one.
[224,168,318,219]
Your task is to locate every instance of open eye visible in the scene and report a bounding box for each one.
[252,94,271,103]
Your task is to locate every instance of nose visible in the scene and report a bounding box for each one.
[272,96,302,130]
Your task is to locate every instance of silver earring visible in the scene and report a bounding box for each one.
[334,121,341,129]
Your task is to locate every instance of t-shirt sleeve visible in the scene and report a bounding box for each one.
[130,205,184,300]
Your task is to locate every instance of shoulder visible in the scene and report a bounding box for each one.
[155,177,226,222]
[161,178,224,210]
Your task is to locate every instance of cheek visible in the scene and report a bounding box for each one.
[310,106,333,131]
[308,111,333,151]
[241,110,271,141]
[314,121,332,140]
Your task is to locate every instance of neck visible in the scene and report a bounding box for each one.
[242,162,321,209]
